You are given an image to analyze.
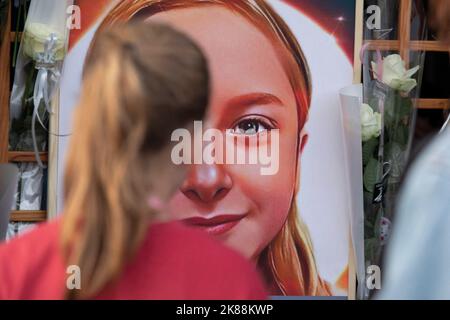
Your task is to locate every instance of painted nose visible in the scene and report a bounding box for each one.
[180,164,232,203]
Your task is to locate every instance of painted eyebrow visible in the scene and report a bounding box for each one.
[226,93,284,109]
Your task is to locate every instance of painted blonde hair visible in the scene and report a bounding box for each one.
[61,22,210,299]
[98,0,331,296]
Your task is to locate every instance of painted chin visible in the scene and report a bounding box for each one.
[219,218,272,261]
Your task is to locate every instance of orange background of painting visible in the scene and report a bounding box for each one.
[69,0,111,50]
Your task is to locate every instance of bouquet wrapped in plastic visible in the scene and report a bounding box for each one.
[361,0,427,298]
[9,0,72,167]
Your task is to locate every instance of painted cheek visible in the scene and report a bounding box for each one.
[167,192,190,219]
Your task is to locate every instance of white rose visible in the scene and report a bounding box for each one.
[371,54,420,94]
[361,103,382,142]
[23,22,66,61]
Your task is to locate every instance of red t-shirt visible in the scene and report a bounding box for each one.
[0,220,267,300]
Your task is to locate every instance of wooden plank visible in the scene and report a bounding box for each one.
[415,99,450,110]
[0,2,11,163]
[10,211,47,222]
[348,0,365,301]
[410,41,450,52]
[364,40,400,51]
[8,151,49,162]
[364,40,450,52]
[47,91,59,220]
[399,0,412,66]
[10,31,22,42]
[352,0,364,85]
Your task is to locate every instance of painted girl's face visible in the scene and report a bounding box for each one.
[148,6,306,261]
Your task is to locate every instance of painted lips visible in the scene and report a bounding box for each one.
[183,214,246,236]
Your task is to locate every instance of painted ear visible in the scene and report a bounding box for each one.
[299,132,309,154]
[293,131,309,195]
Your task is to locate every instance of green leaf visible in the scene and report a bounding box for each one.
[364,158,380,193]
[362,138,379,166]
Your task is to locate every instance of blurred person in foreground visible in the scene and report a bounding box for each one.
[0,23,267,300]
[377,0,450,300]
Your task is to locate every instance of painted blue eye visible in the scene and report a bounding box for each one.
[233,119,269,135]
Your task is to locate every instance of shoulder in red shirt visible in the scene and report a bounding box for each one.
[0,220,267,300]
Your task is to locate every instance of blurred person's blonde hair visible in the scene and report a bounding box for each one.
[98,0,331,296]
[61,23,209,299]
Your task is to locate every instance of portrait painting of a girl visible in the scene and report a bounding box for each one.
[58,0,356,297]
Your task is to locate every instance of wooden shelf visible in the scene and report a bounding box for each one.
[10,210,47,222]
[410,41,450,52]
[10,31,22,42]
[8,151,48,163]
[364,40,450,52]
[416,98,450,110]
